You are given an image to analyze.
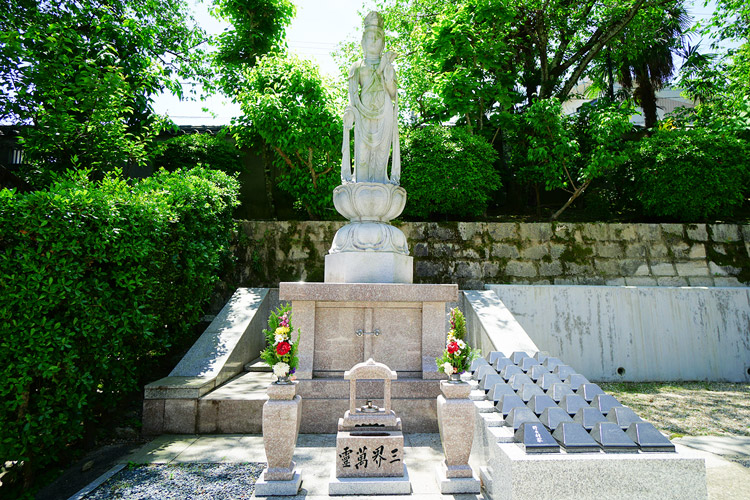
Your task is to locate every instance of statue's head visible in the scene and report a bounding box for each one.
[361,11,385,57]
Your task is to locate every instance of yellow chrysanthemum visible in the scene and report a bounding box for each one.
[275,326,290,336]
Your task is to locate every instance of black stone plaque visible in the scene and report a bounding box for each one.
[590,422,639,453]
[494,394,526,417]
[591,394,623,415]
[576,383,605,402]
[539,406,574,431]
[505,406,541,431]
[625,422,676,453]
[572,407,608,431]
[509,373,534,391]
[537,373,563,391]
[488,382,516,402]
[526,394,558,416]
[519,383,545,402]
[547,382,575,402]
[559,394,591,416]
[552,422,602,453]
[514,422,560,453]
[607,406,644,430]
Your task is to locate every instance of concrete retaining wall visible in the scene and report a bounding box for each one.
[488,285,750,382]
[231,221,750,290]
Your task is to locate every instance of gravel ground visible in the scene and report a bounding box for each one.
[599,382,750,438]
[84,463,265,500]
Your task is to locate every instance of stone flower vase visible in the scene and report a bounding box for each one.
[436,379,475,479]
[262,380,302,482]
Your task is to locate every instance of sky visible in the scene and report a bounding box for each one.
[152,0,726,126]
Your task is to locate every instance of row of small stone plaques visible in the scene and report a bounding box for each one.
[470,351,675,454]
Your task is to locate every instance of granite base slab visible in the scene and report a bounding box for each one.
[328,464,411,495]
[253,472,301,496]
[324,251,413,284]
[435,463,481,494]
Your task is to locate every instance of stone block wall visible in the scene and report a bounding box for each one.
[229,221,750,290]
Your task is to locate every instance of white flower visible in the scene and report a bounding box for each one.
[274,333,287,344]
[456,339,466,350]
[273,362,290,378]
[447,333,456,344]
[442,362,454,375]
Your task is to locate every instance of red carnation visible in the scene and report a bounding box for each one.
[276,341,291,355]
[447,341,459,354]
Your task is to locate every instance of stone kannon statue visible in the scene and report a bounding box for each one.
[325,11,412,283]
[341,11,400,185]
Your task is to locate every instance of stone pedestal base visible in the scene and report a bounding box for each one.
[324,252,413,283]
[435,463,481,494]
[328,464,411,495]
[254,472,302,496]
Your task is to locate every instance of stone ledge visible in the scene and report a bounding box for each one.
[145,376,215,399]
[279,282,458,302]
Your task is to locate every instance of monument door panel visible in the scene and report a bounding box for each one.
[314,306,364,375]
[371,306,422,374]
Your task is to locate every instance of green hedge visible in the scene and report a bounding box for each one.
[632,129,750,220]
[401,125,501,219]
[0,167,239,486]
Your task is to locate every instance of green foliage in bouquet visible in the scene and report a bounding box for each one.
[261,304,301,378]
[435,308,480,376]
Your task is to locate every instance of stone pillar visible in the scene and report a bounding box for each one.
[436,380,481,494]
[255,382,302,496]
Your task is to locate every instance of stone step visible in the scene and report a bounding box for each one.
[194,371,442,434]
[244,357,272,372]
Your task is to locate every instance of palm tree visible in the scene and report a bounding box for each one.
[616,2,691,129]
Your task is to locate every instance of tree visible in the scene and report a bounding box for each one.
[610,2,690,128]
[0,0,207,185]
[231,55,343,218]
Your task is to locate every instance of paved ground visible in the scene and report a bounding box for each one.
[69,433,750,500]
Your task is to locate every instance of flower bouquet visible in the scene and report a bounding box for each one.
[261,304,301,383]
[435,307,480,381]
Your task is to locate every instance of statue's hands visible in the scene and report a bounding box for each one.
[343,108,355,129]
[382,51,397,81]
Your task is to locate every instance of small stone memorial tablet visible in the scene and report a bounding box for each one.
[480,373,504,392]
[511,351,531,364]
[509,373,534,391]
[526,394,558,416]
[493,357,514,372]
[529,364,551,381]
[591,394,623,415]
[505,406,541,431]
[474,364,496,382]
[559,394,590,416]
[539,406,574,431]
[607,406,644,430]
[519,383,545,402]
[590,422,639,453]
[553,364,577,380]
[542,356,564,371]
[552,422,601,453]
[576,383,605,402]
[487,382,516,402]
[514,422,559,453]
[487,351,508,365]
[470,357,490,373]
[573,407,608,431]
[564,373,589,390]
[625,422,676,453]
[501,364,524,381]
[537,372,563,391]
[547,382,575,402]
[519,357,541,373]
[494,394,526,417]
